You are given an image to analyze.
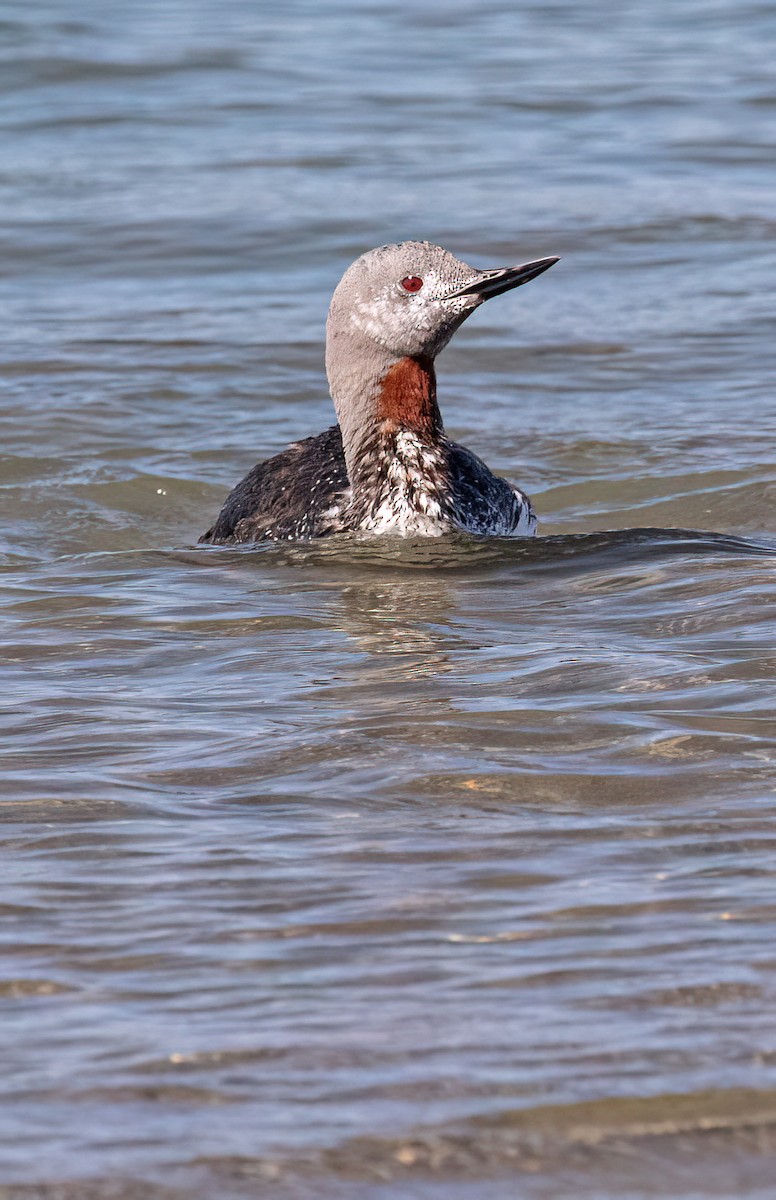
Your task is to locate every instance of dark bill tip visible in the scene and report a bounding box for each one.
[445,255,560,300]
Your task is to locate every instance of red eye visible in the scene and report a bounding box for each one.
[400,275,424,293]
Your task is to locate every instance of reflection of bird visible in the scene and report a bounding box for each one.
[334,576,462,662]
[201,241,558,545]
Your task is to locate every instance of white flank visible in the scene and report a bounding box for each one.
[359,431,448,536]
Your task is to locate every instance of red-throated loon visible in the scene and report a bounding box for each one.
[200,241,558,544]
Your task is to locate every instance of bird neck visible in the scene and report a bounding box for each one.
[373,354,440,437]
[326,328,443,485]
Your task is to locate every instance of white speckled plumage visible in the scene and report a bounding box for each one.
[201,240,558,545]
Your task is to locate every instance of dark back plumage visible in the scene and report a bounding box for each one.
[201,426,347,543]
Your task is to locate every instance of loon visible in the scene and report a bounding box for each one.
[200,241,558,544]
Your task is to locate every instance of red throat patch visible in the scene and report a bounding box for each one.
[375,356,440,436]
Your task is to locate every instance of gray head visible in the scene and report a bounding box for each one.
[325,241,558,474]
[328,240,558,360]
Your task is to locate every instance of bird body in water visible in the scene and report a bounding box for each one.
[200,241,558,544]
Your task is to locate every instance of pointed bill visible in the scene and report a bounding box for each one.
[443,256,560,301]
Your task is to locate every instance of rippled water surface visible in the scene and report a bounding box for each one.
[3,1,776,1196]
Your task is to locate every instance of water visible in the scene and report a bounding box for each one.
[2,1,776,1196]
